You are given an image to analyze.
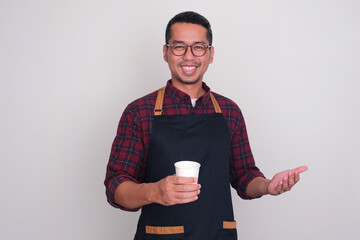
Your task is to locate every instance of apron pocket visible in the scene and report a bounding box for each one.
[145,225,185,240]
[216,221,237,240]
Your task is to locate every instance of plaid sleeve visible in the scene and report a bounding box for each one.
[104,104,145,211]
[229,106,265,199]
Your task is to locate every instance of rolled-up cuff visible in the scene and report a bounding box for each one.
[106,176,141,212]
[237,172,266,200]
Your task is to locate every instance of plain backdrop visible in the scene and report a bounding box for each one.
[1,0,360,239]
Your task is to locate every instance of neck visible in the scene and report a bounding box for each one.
[171,79,205,99]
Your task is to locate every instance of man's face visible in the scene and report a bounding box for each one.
[163,23,214,85]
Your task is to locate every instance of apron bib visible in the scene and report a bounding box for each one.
[135,87,237,240]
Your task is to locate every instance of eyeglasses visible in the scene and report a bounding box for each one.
[166,42,211,57]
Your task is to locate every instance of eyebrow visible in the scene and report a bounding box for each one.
[171,40,207,45]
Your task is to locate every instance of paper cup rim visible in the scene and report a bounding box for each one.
[174,161,201,168]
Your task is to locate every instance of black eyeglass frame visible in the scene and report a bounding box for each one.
[166,42,211,57]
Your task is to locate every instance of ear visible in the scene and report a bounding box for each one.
[163,44,168,62]
[209,46,214,64]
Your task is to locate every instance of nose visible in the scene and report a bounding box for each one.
[182,46,196,60]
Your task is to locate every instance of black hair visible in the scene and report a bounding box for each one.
[165,11,213,45]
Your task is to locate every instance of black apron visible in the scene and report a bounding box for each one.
[135,87,237,240]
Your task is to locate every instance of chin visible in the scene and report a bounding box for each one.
[178,77,201,85]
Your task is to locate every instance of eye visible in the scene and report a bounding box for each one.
[172,44,186,50]
[193,44,206,51]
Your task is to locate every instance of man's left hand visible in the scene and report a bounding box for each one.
[267,166,308,195]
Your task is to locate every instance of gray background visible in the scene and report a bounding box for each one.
[1,0,359,239]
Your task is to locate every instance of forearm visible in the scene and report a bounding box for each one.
[114,180,159,209]
[245,177,270,198]
[114,175,201,209]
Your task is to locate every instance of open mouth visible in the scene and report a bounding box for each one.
[181,65,197,75]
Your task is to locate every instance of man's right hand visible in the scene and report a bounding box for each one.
[114,175,201,210]
[155,174,201,206]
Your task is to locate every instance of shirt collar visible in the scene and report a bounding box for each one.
[165,80,211,106]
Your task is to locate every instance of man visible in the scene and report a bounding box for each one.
[105,11,307,240]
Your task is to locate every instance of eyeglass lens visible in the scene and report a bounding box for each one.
[170,43,208,57]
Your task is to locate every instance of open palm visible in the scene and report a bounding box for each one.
[267,166,308,195]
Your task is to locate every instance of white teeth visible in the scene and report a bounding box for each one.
[182,66,196,71]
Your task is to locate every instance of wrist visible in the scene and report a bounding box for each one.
[263,179,271,195]
[144,182,160,205]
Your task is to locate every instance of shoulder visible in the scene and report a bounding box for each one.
[125,89,159,113]
[211,91,242,114]
[210,91,245,132]
[118,89,160,126]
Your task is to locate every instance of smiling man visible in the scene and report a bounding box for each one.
[164,22,213,87]
[105,11,307,240]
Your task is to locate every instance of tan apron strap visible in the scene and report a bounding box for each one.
[154,87,165,116]
[209,92,222,113]
[154,88,221,115]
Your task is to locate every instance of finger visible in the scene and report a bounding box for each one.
[294,166,308,174]
[282,176,289,190]
[276,182,284,194]
[178,196,199,204]
[174,176,198,184]
[172,189,200,205]
[164,193,199,206]
[294,172,300,183]
[288,171,295,187]
[174,183,201,192]
[275,182,283,194]
[174,189,200,200]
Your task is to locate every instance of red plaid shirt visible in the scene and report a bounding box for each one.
[105,80,265,210]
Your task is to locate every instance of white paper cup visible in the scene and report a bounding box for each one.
[174,161,201,183]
